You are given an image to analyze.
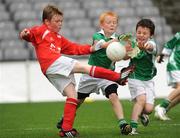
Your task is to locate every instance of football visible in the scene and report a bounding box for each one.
[106,42,126,61]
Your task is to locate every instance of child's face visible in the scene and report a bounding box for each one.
[46,14,63,33]
[100,15,118,37]
[136,26,151,44]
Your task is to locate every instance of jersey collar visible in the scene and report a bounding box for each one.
[98,29,116,39]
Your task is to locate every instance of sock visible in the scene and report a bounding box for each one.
[62,98,78,131]
[89,66,120,81]
[130,120,138,128]
[160,99,170,109]
[118,119,127,128]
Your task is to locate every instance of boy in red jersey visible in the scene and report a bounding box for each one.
[19,5,134,137]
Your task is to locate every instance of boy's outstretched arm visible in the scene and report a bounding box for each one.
[19,28,30,40]
[91,38,118,52]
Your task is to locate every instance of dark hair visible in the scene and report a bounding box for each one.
[42,5,63,22]
[136,19,155,36]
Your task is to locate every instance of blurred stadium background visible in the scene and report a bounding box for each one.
[0,0,179,103]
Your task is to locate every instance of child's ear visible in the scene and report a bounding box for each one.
[99,23,104,29]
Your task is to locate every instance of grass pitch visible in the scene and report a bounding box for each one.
[0,99,180,138]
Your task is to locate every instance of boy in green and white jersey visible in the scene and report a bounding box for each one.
[127,19,157,135]
[77,11,133,135]
[155,32,180,121]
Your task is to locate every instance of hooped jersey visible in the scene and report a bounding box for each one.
[25,24,91,74]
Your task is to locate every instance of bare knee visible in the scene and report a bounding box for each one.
[136,95,146,106]
[109,93,119,102]
[143,104,154,114]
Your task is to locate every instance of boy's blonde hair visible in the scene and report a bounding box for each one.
[42,4,63,22]
[99,11,119,24]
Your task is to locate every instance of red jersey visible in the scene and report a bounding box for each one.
[25,24,92,74]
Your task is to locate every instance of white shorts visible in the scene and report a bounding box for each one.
[46,56,77,95]
[128,78,155,104]
[78,74,117,95]
[167,71,180,88]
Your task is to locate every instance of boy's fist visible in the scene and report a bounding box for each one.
[19,29,30,40]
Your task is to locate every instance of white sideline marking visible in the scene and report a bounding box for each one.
[79,123,180,128]
[159,123,180,126]
[1,127,52,132]
[1,123,180,132]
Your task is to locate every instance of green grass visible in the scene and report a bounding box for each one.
[0,99,180,138]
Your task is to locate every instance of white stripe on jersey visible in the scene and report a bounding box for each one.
[42,30,50,40]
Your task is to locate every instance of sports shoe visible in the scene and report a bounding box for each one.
[117,64,135,85]
[59,128,79,137]
[129,128,138,135]
[57,117,63,129]
[120,123,132,135]
[139,114,149,126]
[154,105,171,121]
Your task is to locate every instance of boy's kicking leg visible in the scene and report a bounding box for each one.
[72,62,135,85]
